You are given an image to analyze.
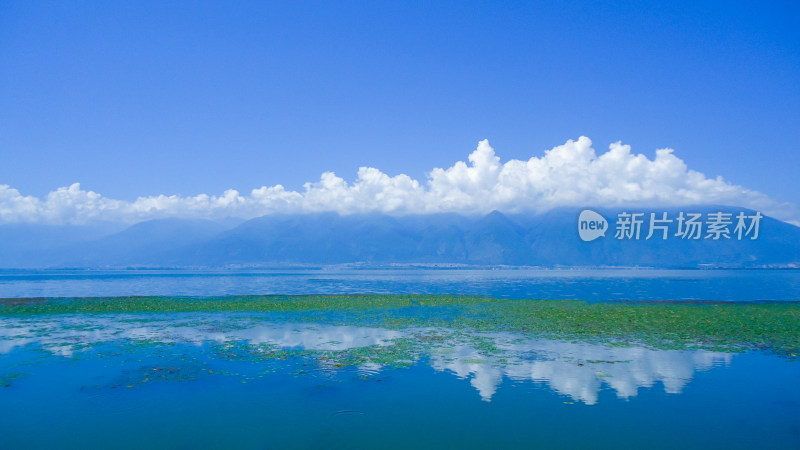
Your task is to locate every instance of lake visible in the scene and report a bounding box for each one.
[1,268,799,301]
[1,270,798,449]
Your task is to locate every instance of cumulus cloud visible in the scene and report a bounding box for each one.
[1,137,797,224]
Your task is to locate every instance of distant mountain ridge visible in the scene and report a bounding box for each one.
[1,207,799,269]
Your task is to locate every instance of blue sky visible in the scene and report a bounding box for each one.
[1,1,799,222]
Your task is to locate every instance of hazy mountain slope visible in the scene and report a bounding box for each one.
[2,208,799,268]
[0,223,123,267]
[39,219,229,267]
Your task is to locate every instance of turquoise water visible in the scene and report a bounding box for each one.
[1,268,799,301]
[1,270,799,448]
[1,313,798,449]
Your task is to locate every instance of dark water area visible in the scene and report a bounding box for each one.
[1,268,799,301]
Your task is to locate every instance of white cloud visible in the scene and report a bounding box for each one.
[1,137,797,224]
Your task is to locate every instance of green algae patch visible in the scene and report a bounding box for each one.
[0,294,488,315]
[1,295,799,356]
[468,300,800,356]
[0,372,27,388]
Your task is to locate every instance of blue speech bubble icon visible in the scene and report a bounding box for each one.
[578,210,608,242]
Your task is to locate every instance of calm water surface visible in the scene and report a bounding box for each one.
[0,268,799,301]
[1,314,798,449]
[1,270,798,448]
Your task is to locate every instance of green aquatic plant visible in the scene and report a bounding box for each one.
[1,295,799,356]
[0,294,485,315]
[0,372,27,388]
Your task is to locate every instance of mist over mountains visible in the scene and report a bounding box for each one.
[1,207,799,269]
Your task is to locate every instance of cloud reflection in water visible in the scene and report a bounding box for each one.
[0,314,732,404]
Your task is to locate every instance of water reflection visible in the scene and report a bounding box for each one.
[1,314,732,404]
[2,268,799,301]
[0,315,403,357]
[429,337,731,403]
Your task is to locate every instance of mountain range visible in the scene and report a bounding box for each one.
[1,206,798,269]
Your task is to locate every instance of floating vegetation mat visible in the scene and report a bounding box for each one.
[1,295,798,356]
